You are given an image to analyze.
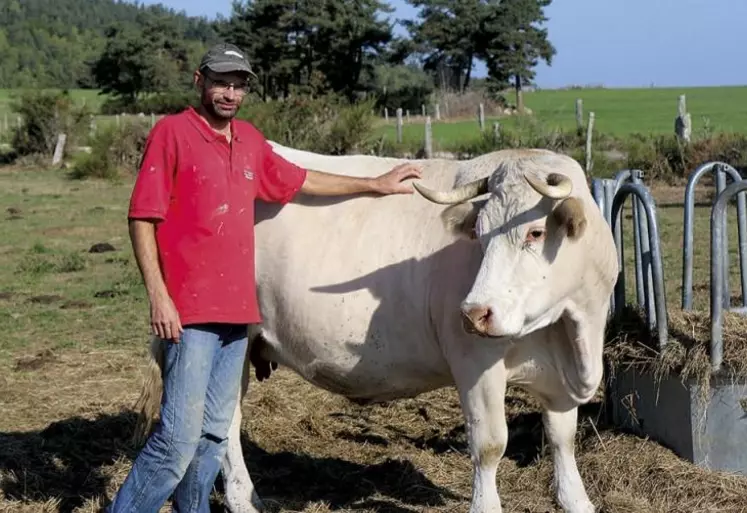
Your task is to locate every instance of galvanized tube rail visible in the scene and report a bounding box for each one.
[682,162,747,311]
[710,180,747,374]
[593,171,654,323]
[611,183,669,350]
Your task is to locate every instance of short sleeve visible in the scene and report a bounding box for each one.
[128,120,177,221]
[256,139,308,204]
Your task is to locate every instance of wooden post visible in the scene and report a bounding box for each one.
[422,104,426,117]
[384,107,389,123]
[675,94,692,143]
[435,104,441,121]
[151,113,156,128]
[493,122,501,140]
[575,99,584,133]
[424,116,433,159]
[89,114,96,138]
[406,110,411,123]
[396,108,403,143]
[52,133,67,166]
[585,112,595,174]
[478,103,485,132]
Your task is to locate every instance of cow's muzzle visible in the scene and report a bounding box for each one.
[461,304,493,336]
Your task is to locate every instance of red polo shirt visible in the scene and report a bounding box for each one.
[128,107,307,326]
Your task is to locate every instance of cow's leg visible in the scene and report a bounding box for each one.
[221,341,264,513]
[543,404,594,513]
[451,354,508,513]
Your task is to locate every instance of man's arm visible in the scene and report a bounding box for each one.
[129,219,183,342]
[300,163,423,196]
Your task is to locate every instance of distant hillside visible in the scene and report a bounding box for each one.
[0,0,218,88]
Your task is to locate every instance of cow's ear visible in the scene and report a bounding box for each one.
[440,200,485,240]
[553,197,586,240]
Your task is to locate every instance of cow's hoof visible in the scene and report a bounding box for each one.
[223,494,265,513]
[562,501,595,513]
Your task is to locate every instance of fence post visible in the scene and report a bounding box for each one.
[52,133,67,166]
[575,98,584,134]
[585,111,595,174]
[396,108,403,144]
[424,116,433,159]
[675,94,692,143]
[421,104,426,117]
[384,108,389,123]
[478,103,485,132]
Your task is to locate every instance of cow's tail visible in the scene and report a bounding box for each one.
[132,336,166,446]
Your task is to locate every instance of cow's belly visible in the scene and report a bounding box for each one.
[258,286,453,401]
[253,195,464,401]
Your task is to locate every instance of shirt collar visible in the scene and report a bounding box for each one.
[185,106,242,144]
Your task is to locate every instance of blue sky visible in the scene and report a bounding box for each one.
[143,0,747,89]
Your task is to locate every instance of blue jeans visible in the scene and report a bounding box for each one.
[108,323,249,513]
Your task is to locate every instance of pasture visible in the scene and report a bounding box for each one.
[373,85,747,147]
[1,162,747,513]
[3,85,747,145]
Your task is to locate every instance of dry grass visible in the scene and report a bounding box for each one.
[2,167,747,513]
[606,306,747,388]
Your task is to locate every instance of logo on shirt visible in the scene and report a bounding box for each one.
[243,169,254,180]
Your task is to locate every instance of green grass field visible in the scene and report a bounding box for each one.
[1,166,747,512]
[3,85,747,140]
[0,89,106,119]
[374,85,747,147]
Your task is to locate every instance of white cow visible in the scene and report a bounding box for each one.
[134,144,618,513]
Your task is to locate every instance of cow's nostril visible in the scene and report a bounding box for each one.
[462,305,493,334]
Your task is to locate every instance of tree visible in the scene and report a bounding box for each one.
[221,0,395,101]
[403,0,492,92]
[91,15,193,102]
[0,0,215,88]
[482,0,555,112]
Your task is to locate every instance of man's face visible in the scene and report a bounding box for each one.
[195,69,250,120]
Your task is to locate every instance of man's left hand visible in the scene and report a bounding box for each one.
[372,162,423,195]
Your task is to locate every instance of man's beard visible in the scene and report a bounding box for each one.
[203,96,239,120]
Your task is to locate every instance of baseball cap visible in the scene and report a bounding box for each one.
[199,43,257,78]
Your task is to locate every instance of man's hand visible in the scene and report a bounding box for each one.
[372,163,423,195]
[150,293,183,342]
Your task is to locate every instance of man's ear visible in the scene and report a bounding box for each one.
[440,200,486,240]
[553,197,587,240]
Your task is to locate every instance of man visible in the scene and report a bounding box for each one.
[107,42,421,512]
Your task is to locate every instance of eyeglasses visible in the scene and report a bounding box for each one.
[204,74,249,94]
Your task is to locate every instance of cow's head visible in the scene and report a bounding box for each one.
[414,152,588,339]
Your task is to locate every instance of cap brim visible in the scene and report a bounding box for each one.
[205,62,257,78]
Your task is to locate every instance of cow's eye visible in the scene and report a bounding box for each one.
[526,228,546,243]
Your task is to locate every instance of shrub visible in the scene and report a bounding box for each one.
[10,90,92,158]
[623,132,747,184]
[100,91,197,115]
[366,64,435,113]
[69,119,150,180]
[239,94,379,155]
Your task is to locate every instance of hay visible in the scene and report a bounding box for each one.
[605,305,747,391]
[2,342,747,512]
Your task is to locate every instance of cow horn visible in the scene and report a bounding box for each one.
[413,177,489,205]
[524,172,573,199]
